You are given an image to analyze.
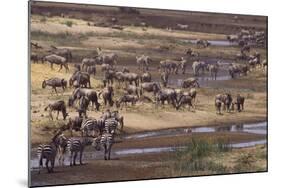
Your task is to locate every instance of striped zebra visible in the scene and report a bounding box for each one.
[104,117,118,134]
[80,118,100,137]
[100,131,114,160]
[37,131,61,174]
[67,136,100,166]
[57,134,68,166]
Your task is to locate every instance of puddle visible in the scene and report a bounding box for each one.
[124,121,267,140]
[183,39,234,46]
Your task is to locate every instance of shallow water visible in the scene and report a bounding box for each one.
[183,39,234,46]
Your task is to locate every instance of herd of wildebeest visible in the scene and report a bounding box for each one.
[31,27,267,174]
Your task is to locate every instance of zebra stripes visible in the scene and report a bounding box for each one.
[80,118,99,136]
[104,118,118,134]
[37,144,57,174]
[100,132,114,160]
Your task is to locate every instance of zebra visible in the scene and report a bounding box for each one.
[57,134,68,166]
[104,117,119,134]
[100,131,115,160]
[80,118,100,137]
[67,136,100,166]
[37,131,61,174]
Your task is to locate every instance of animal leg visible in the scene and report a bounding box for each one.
[73,152,77,166]
[79,151,83,165]
[46,159,50,173]
[58,64,63,72]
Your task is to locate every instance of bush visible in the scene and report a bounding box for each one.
[64,20,73,27]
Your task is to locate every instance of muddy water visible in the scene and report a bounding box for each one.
[30,121,267,170]
[183,39,235,46]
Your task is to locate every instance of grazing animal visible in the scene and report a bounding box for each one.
[123,72,139,86]
[182,78,200,88]
[69,88,100,111]
[49,45,72,62]
[215,99,223,114]
[111,110,124,131]
[226,35,239,43]
[67,136,100,166]
[97,47,118,66]
[156,88,177,107]
[43,54,69,72]
[37,131,61,174]
[232,94,245,112]
[160,71,169,87]
[241,44,251,54]
[140,82,161,96]
[69,71,91,88]
[215,93,233,112]
[206,63,219,80]
[99,86,114,107]
[176,23,189,30]
[159,59,181,74]
[141,72,152,83]
[81,57,100,70]
[228,64,249,78]
[100,131,115,160]
[44,100,68,120]
[42,78,67,94]
[80,118,100,137]
[85,65,96,76]
[125,84,139,97]
[77,96,90,118]
[136,55,152,71]
[31,53,39,63]
[56,134,68,166]
[180,58,189,74]
[176,94,194,111]
[192,61,207,76]
[103,69,115,87]
[104,117,119,134]
[116,94,138,109]
[62,117,83,136]
[196,39,210,48]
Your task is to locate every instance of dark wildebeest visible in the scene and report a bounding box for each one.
[215,93,233,112]
[206,62,219,80]
[160,71,169,87]
[61,117,83,136]
[49,45,72,62]
[68,88,100,111]
[226,35,239,43]
[231,94,245,112]
[176,94,194,111]
[74,64,81,71]
[140,82,161,96]
[228,64,249,78]
[99,86,114,107]
[42,78,67,95]
[103,69,115,87]
[115,94,138,109]
[141,72,152,83]
[155,88,177,107]
[43,54,69,72]
[192,61,207,76]
[241,44,251,54]
[81,57,100,70]
[85,65,96,76]
[44,100,68,120]
[97,47,118,66]
[77,96,90,118]
[69,71,91,88]
[196,39,210,48]
[125,84,139,97]
[182,78,200,88]
[31,53,39,63]
[136,55,152,71]
[123,72,139,86]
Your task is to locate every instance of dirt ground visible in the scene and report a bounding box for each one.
[29,2,267,187]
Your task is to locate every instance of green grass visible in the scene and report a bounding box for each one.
[64,20,74,27]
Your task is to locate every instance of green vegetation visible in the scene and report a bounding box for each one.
[64,20,73,27]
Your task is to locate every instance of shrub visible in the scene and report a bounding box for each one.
[64,20,73,27]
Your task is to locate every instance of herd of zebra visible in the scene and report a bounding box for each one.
[32,28,266,173]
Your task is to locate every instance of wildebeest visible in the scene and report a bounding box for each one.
[43,54,69,72]
[123,72,139,86]
[49,45,72,62]
[97,47,118,66]
[42,78,67,95]
[226,35,239,43]
[125,84,139,97]
[196,39,210,48]
[159,59,182,74]
[215,93,233,112]
[192,61,207,76]
[61,117,83,136]
[182,77,200,88]
[85,65,96,76]
[77,96,90,118]
[141,72,152,83]
[115,94,138,109]
[69,71,91,88]
[103,69,115,87]
[160,71,169,87]
[136,55,152,71]
[31,53,40,63]
[241,44,251,54]
[215,99,223,114]
[228,64,249,78]
[232,94,245,112]
[99,86,114,107]
[155,88,177,107]
[206,62,219,80]
[69,88,100,111]
[81,57,100,70]
[44,100,68,120]
[176,94,194,111]
[140,82,161,96]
